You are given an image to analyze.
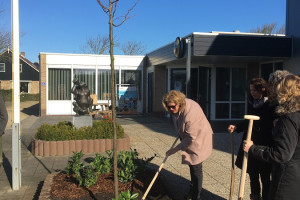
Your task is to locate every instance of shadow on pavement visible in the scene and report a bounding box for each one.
[2,154,12,188]
[147,163,227,200]
[21,102,39,116]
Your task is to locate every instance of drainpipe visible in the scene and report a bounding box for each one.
[186,37,192,98]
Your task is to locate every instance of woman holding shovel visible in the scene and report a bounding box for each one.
[162,90,213,200]
[228,78,276,200]
[244,74,300,200]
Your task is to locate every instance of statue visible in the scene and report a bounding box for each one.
[71,78,93,115]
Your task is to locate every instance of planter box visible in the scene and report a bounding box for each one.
[32,134,130,157]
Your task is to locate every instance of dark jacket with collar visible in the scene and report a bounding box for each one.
[0,94,8,136]
[249,96,300,200]
[235,99,276,172]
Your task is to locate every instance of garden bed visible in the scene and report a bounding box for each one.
[41,169,171,200]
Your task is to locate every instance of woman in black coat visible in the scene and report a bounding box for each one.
[228,78,276,200]
[244,74,300,200]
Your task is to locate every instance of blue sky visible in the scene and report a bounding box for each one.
[1,0,286,63]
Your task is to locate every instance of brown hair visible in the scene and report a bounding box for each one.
[162,90,186,112]
[276,74,300,104]
[248,78,271,103]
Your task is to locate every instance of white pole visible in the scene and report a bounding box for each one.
[11,0,21,190]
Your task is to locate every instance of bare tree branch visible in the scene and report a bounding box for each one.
[276,24,285,34]
[112,0,140,27]
[121,41,146,55]
[249,22,284,34]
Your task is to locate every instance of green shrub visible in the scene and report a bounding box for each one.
[0,90,39,102]
[34,120,124,141]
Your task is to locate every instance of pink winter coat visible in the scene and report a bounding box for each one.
[172,98,213,165]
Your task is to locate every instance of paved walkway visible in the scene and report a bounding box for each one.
[0,101,251,200]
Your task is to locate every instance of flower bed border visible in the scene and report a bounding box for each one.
[32,134,130,157]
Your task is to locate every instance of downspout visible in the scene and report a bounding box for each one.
[186,37,192,98]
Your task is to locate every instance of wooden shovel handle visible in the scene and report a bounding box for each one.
[141,137,179,200]
[229,132,235,200]
[238,115,260,199]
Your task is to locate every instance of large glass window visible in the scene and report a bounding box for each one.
[261,62,283,81]
[216,68,230,101]
[97,70,119,100]
[74,69,96,94]
[171,69,186,94]
[48,69,71,100]
[121,70,141,99]
[215,67,246,119]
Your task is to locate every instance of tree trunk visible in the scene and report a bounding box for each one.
[108,0,118,199]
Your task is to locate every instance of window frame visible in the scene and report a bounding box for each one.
[0,63,5,72]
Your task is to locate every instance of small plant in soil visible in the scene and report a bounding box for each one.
[50,149,172,200]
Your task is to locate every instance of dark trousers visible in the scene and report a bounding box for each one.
[249,168,270,200]
[189,162,203,200]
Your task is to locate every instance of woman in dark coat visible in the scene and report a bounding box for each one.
[244,74,300,200]
[228,78,276,200]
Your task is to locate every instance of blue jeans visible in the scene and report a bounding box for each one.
[189,162,203,200]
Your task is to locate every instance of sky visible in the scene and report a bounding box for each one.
[1,0,286,63]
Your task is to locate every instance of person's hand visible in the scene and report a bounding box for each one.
[227,125,236,134]
[166,148,177,157]
[243,140,253,153]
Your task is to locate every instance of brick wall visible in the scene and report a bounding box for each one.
[0,80,12,90]
[39,54,47,116]
[30,81,39,94]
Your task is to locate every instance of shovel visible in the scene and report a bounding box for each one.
[238,115,260,200]
[229,130,235,200]
[141,137,179,200]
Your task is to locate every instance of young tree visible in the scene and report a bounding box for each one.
[96,0,139,199]
[121,41,146,55]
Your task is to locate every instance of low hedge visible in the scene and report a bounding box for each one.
[35,120,124,141]
[0,90,39,102]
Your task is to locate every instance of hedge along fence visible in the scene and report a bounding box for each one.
[0,89,39,102]
[32,119,130,157]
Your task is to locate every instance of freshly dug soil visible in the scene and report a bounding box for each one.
[50,169,172,200]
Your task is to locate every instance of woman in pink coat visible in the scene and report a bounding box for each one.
[162,90,213,200]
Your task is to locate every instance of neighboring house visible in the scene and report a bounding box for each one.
[0,48,39,94]
[39,53,144,116]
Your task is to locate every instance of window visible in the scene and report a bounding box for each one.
[215,67,246,119]
[20,64,22,73]
[170,69,186,94]
[0,63,5,72]
[73,69,96,94]
[261,62,283,81]
[20,82,29,93]
[120,70,141,99]
[97,70,118,100]
[48,69,71,100]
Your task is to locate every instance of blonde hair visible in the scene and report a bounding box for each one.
[162,90,186,112]
[276,74,300,104]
